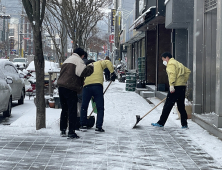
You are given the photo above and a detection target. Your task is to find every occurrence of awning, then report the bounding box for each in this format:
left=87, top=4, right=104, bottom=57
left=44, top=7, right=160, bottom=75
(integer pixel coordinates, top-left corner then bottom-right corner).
left=129, top=6, right=156, bottom=32
left=124, top=31, right=145, bottom=46
left=135, top=6, right=165, bottom=32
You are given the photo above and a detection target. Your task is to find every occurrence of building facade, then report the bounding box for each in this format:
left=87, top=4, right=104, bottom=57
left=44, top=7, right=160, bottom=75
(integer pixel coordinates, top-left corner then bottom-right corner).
left=192, top=0, right=222, bottom=130
left=116, top=0, right=222, bottom=136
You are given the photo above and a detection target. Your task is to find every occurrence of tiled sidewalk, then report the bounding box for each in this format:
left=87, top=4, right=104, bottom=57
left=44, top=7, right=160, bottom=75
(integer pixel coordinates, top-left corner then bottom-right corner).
left=0, top=82, right=222, bottom=170
left=0, top=125, right=221, bottom=170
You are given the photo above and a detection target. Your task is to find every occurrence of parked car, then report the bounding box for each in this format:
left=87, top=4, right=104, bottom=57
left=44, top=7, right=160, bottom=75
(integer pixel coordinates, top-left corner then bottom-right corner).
left=0, top=68, right=13, bottom=117
left=0, top=59, right=25, bottom=105
left=12, top=58, right=29, bottom=70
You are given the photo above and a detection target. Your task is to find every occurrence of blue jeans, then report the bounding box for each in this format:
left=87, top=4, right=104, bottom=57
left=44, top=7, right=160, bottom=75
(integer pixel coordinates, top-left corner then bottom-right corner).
left=80, top=84, right=104, bottom=128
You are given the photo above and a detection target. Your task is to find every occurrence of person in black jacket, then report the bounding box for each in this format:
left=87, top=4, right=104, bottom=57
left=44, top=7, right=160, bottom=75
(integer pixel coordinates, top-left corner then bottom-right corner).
left=57, top=48, right=94, bottom=139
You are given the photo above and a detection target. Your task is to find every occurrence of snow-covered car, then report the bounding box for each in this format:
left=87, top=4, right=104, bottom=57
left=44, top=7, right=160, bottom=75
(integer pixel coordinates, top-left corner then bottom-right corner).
left=12, top=58, right=29, bottom=70
left=26, top=60, right=60, bottom=83
left=0, top=68, right=13, bottom=117
left=0, top=59, right=26, bottom=105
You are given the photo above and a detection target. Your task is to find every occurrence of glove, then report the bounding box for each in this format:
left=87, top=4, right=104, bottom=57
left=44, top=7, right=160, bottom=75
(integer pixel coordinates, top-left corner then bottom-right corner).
left=110, top=72, right=117, bottom=81
left=170, top=86, right=175, bottom=93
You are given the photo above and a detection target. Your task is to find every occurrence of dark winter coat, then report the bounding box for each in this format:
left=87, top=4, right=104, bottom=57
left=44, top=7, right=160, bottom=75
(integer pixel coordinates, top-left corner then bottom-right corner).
left=57, top=53, right=93, bottom=94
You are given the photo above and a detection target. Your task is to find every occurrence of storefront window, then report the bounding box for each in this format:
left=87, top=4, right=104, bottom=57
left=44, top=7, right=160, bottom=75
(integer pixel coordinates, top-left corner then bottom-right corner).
left=138, top=38, right=145, bottom=80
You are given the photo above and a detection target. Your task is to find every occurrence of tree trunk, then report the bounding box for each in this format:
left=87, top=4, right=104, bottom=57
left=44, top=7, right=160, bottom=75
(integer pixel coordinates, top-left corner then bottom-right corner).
left=33, top=26, right=46, bottom=130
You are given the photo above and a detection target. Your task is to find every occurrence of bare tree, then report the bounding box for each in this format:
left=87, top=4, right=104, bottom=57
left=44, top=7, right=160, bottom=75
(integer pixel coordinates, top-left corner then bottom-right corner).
left=86, top=32, right=108, bottom=58
left=22, top=0, right=47, bottom=130
left=47, top=0, right=108, bottom=49
left=43, top=6, right=67, bottom=66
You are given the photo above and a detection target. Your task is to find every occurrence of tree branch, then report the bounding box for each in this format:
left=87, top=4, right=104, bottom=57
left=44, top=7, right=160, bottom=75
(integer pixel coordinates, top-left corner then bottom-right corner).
left=22, top=0, right=34, bottom=23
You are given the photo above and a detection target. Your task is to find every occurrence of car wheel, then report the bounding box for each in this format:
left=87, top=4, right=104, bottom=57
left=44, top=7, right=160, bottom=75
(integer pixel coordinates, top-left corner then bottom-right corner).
left=18, top=90, right=24, bottom=105
left=3, top=97, right=12, bottom=117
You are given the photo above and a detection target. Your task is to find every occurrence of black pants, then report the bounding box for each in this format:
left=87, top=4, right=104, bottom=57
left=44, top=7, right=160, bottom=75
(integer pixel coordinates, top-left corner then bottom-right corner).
left=59, top=87, right=78, bottom=133
left=157, top=86, right=188, bottom=127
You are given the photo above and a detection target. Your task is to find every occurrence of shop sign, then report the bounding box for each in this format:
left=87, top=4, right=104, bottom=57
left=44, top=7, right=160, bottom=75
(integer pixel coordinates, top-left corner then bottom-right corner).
left=109, top=34, right=114, bottom=43
left=111, top=9, right=116, bottom=33
left=118, top=11, right=121, bottom=26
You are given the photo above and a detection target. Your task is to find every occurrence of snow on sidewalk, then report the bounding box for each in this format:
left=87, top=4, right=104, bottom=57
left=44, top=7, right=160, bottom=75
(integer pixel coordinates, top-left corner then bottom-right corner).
left=0, top=81, right=222, bottom=169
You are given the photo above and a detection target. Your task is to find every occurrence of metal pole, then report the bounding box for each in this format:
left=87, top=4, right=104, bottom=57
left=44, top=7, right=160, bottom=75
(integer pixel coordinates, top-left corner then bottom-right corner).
left=6, top=18, right=9, bottom=57
left=108, top=12, right=111, bottom=59
left=215, top=0, right=222, bottom=128
left=49, top=72, right=52, bottom=97
left=2, top=17, right=5, bottom=41
left=18, top=23, right=20, bottom=57
left=3, top=17, right=5, bottom=56
left=20, top=9, right=24, bottom=58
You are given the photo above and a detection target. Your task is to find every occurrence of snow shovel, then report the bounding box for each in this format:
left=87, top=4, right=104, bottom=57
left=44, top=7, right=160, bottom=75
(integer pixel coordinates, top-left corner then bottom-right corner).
left=87, top=81, right=112, bottom=119
left=132, top=97, right=166, bottom=128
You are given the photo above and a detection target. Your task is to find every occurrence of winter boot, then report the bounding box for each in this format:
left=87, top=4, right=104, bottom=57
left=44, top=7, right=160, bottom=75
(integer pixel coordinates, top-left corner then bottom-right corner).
left=60, top=130, right=66, bottom=137
left=67, top=132, right=80, bottom=139
left=79, top=126, right=87, bottom=132
left=95, top=127, right=105, bottom=133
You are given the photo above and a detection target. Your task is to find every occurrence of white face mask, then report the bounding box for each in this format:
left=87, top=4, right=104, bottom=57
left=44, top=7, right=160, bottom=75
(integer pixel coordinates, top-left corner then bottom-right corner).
left=163, top=60, right=167, bottom=66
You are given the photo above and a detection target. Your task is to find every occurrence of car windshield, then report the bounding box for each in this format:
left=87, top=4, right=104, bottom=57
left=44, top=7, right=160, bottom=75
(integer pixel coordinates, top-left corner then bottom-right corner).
left=13, top=59, right=26, bottom=62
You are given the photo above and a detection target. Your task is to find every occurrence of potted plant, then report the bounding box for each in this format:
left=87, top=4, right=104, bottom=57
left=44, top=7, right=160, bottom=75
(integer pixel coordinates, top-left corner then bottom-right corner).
left=48, top=97, right=55, bottom=108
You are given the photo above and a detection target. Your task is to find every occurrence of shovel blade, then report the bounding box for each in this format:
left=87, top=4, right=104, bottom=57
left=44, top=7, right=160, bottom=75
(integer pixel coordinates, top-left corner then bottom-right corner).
left=132, top=115, right=141, bottom=128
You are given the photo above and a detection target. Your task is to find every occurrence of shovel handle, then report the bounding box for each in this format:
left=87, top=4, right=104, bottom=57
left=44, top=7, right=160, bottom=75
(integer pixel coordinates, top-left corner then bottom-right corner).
left=141, top=97, right=166, bottom=120
left=87, top=81, right=113, bottom=119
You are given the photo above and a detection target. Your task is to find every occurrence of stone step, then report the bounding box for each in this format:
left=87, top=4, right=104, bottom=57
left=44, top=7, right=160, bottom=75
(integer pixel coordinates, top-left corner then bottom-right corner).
left=135, top=88, right=149, bottom=94
left=140, top=91, right=155, bottom=98
left=146, top=85, right=155, bottom=91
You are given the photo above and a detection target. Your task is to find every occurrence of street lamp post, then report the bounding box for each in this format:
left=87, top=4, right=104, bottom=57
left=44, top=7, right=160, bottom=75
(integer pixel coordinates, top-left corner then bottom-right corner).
left=18, top=32, right=31, bottom=58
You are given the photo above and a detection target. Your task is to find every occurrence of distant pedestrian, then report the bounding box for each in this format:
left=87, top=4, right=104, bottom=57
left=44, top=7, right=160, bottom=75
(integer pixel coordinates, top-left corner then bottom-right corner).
left=151, top=52, right=191, bottom=129
left=80, top=59, right=117, bottom=132
left=104, top=56, right=111, bottom=81
left=57, top=47, right=94, bottom=139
